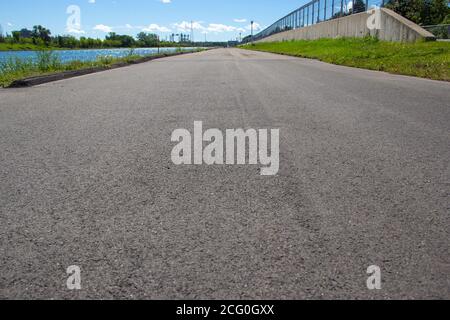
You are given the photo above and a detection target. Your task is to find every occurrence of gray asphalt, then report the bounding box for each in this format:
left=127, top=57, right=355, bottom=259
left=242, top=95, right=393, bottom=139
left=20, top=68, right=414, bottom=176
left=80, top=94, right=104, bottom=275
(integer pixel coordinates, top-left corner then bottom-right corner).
left=0, top=48, right=449, bottom=300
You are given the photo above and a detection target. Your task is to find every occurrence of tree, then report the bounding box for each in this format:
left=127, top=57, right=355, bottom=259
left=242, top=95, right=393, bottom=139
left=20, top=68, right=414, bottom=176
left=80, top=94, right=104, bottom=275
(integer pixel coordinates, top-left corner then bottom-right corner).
left=137, top=32, right=159, bottom=47
left=106, top=32, right=118, bottom=41
left=56, top=35, right=78, bottom=48
left=386, top=0, right=450, bottom=25
left=105, top=32, right=136, bottom=47
left=19, top=28, right=33, bottom=38
left=31, top=25, right=52, bottom=44
left=429, top=0, right=450, bottom=25
left=12, top=31, right=21, bottom=43
left=443, top=14, right=450, bottom=24
left=119, top=35, right=135, bottom=47
left=353, top=0, right=367, bottom=14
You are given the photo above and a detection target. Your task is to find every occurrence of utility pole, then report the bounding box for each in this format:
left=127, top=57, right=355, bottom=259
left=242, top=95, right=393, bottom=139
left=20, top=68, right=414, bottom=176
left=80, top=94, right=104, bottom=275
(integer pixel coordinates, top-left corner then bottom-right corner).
left=191, top=21, right=194, bottom=44
left=239, top=32, right=242, bottom=43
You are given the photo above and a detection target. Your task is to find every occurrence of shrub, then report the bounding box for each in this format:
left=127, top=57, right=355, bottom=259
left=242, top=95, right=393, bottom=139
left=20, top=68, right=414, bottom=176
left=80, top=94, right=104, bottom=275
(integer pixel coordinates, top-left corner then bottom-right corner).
left=97, top=55, right=115, bottom=65
left=0, top=56, right=34, bottom=74
left=36, top=51, right=61, bottom=71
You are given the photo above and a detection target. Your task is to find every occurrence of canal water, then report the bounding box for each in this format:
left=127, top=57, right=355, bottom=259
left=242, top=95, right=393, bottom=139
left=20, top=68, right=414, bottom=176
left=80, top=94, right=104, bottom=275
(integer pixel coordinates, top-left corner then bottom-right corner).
left=0, top=47, right=197, bottom=63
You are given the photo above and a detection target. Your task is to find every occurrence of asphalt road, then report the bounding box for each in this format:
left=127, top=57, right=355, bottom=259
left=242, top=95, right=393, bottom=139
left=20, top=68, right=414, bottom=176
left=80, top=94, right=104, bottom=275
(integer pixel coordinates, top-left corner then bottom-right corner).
left=0, top=48, right=449, bottom=299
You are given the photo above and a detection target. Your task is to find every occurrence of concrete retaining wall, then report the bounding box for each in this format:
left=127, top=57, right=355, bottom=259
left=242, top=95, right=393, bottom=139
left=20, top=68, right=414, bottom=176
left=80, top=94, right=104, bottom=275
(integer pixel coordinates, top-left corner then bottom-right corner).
left=256, top=8, right=435, bottom=43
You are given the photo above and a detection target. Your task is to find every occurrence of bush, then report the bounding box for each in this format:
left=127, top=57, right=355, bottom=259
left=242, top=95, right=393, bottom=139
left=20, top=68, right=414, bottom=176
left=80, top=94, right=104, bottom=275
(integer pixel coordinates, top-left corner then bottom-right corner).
left=97, top=55, right=115, bottom=65
left=0, top=56, right=34, bottom=74
left=65, top=60, right=88, bottom=70
left=36, top=51, right=61, bottom=71
left=442, top=14, right=450, bottom=25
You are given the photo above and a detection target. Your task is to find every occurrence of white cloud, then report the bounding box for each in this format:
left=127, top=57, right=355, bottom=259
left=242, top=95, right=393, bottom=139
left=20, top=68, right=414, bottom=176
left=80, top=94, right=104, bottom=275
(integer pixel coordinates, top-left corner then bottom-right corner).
left=88, top=0, right=96, bottom=3
left=207, top=23, right=238, bottom=33
left=93, top=24, right=113, bottom=33
left=161, top=0, right=172, bottom=3
left=173, top=21, right=205, bottom=32
left=67, top=28, right=86, bottom=34
left=173, top=21, right=246, bottom=34
left=7, top=22, right=13, bottom=27
left=142, top=24, right=171, bottom=33
left=234, top=19, right=247, bottom=23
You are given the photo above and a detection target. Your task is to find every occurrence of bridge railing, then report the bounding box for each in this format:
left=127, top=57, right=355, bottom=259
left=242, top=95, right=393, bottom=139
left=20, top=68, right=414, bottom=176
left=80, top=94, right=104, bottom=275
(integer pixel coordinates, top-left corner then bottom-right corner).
left=245, top=0, right=386, bottom=43
left=422, top=24, right=450, bottom=39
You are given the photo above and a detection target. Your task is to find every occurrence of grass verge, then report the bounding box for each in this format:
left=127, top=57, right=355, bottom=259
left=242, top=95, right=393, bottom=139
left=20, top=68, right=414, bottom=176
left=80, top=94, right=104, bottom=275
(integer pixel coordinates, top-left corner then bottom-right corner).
left=0, top=43, right=201, bottom=51
left=241, top=38, right=450, bottom=81
left=0, top=48, right=203, bottom=87
left=0, top=43, right=62, bottom=51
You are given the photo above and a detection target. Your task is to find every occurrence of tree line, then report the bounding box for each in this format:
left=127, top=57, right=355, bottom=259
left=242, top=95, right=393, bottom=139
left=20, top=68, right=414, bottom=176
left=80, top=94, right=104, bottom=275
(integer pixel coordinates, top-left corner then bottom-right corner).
left=385, top=0, right=449, bottom=26
left=333, top=0, right=449, bottom=25
left=0, top=25, right=191, bottom=48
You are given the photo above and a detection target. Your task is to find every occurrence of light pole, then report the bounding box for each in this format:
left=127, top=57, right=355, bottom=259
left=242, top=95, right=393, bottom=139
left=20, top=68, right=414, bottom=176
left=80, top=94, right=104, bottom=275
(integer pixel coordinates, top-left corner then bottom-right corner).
left=251, top=21, right=254, bottom=45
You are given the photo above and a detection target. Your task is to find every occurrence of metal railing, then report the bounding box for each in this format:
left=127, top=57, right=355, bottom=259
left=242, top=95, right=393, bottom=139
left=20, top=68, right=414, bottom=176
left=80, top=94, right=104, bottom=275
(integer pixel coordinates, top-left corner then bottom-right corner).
left=245, top=0, right=386, bottom=43
left=423, top=24, right=450, bottom=39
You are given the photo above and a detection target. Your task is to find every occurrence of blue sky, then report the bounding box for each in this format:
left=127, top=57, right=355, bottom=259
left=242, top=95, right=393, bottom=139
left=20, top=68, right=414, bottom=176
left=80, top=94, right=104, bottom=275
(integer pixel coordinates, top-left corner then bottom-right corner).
left=0, top=0, right=311, bottom=41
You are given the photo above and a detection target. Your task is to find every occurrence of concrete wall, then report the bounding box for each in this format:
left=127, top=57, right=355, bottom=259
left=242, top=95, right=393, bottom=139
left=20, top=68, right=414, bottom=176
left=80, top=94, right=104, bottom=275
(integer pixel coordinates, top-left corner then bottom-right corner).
left=256, top=8, right=435, bottom=43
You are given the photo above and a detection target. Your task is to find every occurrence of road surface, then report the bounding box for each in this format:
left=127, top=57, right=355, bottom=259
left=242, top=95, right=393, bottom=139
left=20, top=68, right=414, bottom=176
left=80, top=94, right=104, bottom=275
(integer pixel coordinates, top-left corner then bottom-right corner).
left=0, top=48, right=449, bottom=299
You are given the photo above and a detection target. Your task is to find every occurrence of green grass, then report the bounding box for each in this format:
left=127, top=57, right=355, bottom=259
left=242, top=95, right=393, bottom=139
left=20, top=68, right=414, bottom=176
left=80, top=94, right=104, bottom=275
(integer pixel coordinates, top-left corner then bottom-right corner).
left=241, top=38, right=450, bottom=81
left=0, top=42, right=201, bottom=51
left=0, top=43, right=62, bottom=51
left=0, top=48, right=203, bottom=87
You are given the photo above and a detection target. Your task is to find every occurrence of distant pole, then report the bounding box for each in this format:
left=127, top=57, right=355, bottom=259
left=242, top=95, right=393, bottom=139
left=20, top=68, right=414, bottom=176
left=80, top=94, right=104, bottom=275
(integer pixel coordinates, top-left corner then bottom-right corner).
left=251, top=21, right=254, bottom=44
left=191, top=21, right=194, bottom=44
left=157, top=34, right=160, bottom=54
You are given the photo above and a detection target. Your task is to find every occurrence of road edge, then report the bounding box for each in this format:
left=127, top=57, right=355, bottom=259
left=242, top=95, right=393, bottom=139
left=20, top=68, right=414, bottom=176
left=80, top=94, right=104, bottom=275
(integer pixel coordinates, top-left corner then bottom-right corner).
left=238, top=47, right=450, bottom=83
left=7, top=49, right=207, bottom=88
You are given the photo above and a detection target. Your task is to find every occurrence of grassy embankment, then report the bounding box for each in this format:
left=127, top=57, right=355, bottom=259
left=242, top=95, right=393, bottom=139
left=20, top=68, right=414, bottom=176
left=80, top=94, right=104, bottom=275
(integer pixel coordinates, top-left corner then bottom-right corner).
left=0, top=42, right=197, bottom=51
left=0, top=43, right=62, bottom=51
left=241, top=38, right=450, bottom=81
left=0, top=48, right=202, bottom=87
